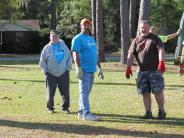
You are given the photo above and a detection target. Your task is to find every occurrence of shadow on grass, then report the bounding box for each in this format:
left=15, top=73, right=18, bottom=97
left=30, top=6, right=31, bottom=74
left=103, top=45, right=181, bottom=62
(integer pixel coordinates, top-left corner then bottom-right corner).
left=1, top=78, right=184, bottom=89
left=0, top=119, right=183, bottom=137
left=0, top=60, right=38, bottom=65
left=0, top=78, right=136, bottom=87
left=0, top=65, right=33, bottom=70
left=97, top=113, right=184, bottom=127
left=165, top=85, right=184, bottom=89
left=0, top=78, right=44, bottom=83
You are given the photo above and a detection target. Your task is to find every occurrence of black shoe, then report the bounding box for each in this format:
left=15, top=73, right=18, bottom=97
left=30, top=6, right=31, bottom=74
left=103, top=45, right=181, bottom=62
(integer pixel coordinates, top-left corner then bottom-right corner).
left=157, top=110, right=166, bottom=120
left=142, top=111, right=153, bottom=119
left=62, top=109, right=70, bottom=114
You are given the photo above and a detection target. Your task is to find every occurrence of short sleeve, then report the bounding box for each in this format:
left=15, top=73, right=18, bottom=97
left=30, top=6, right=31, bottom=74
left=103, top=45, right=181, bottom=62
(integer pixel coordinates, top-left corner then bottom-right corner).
left=159, top=35, right=168, bottom=43
left=71, top=36, right=82, bottom=52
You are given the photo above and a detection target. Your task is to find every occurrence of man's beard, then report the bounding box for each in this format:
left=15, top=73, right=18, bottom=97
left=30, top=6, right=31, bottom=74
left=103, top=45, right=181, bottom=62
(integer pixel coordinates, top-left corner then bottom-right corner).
left=83, top=28, right=91, bottom=34
left=141, top=32, right=149, bottom=37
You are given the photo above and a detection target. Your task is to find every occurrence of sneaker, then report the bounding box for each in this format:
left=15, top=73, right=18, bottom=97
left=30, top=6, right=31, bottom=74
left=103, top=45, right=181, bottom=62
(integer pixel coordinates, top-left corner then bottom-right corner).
left=157, top=110, right=166, bottom=120
left=77, top=113, right=83, bottom=119
left=83, top=113, right=100, bottom=121
left=62, top=109, right=70, bottom=114
left=142, top=111, right=153, bottom=119
left=47, top=109, right=54, bottom=114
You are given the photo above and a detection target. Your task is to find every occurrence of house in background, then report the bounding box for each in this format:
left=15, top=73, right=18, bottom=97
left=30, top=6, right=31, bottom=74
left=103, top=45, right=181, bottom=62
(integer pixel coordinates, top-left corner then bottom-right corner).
left=0, top=20, right=40, bottom=53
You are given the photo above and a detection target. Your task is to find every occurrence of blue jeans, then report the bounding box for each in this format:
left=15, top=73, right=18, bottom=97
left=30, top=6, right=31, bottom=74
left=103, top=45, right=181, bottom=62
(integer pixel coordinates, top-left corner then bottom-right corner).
left=78, top=72, right=94, bottom=115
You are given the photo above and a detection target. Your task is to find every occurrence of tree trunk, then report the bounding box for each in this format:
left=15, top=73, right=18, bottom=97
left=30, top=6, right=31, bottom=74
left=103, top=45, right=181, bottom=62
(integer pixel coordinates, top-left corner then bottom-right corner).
left=137, top=0, right=151, bottom=34
left=96, top=0, right=105, bottom=62
left=91, top=0, right=96, bottom=38
left=19, top=0, right=30, bottom=10
left=50, top=0, right=58, bottom=30
left=120, top=0, right=130, bottom=64
left=129, top=0, right=136, bottom=39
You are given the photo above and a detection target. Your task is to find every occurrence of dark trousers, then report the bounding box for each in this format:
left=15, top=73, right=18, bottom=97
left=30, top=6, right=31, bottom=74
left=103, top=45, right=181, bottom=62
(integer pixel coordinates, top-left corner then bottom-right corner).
left=46, top=71, right=70, bottom=111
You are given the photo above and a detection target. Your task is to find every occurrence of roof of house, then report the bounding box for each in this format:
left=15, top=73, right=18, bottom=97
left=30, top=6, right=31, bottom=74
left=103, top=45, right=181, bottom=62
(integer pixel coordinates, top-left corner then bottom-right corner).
left=0, top=20, right=40, bottom=31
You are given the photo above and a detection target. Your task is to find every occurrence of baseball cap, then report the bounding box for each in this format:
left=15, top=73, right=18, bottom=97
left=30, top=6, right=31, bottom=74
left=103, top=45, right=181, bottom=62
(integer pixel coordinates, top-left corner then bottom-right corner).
left=50, top=30, right=61, bottom=37
left=80, top=18, right=91, bottom=26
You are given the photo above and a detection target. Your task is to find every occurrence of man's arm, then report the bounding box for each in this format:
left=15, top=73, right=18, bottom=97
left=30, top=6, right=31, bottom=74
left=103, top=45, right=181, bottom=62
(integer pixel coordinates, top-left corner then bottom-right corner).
left=127, top=52, right=135, bottom=67
left=72, top=51, right=83, bottom=79
left=39, top=48, right=48, bottom=75
left=158, top=47, right=165, bottom=61
left=166, top=29, right=181, bottom=41
left=72, top=51, right=80, bottom=68
left=97, top=53, right=104, bottom=80
left=97, top=56, right=101, bottom=69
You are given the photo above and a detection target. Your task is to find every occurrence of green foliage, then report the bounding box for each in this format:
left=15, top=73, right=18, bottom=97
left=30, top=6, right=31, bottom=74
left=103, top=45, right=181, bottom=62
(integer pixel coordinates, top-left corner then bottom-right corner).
left=38, top=28, right=50, bottom=49
left=1, top=0, right=184, bottom=53
left=19, top=0, right=50, bottom=28
left=150, top=0, right=183, bottom=34
left=70, top=0, right=90, bottom=20
left=57, top=0, right=121, bottom=50
left=57, top=1, right=78, bottom=39
left=150, top=0, right=184, bottom=53
left=0, top=0, right=20, bottom=21
left=103, top=0, right=120, bottom=51
left=57, top=0, right=90, bottom=39
left=39, top=27, right=50, bottom=37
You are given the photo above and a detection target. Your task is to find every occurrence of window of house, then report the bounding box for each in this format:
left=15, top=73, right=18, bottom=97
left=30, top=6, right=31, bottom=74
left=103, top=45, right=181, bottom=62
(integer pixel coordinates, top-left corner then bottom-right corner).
left=16, top=32, right=24, bottom=43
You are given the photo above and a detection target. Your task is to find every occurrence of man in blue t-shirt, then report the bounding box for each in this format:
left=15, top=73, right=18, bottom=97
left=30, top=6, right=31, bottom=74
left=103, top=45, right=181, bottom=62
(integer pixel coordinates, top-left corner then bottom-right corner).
left=71, top=18, right=104, bottom=121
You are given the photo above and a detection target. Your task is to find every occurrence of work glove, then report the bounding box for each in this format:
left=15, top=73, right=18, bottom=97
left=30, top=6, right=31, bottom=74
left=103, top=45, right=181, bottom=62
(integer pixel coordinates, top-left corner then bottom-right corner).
left=98, top=67, right=104, bottom=80
left=158, top=60, right=165, bottom=73
left=76, top=67, right=83, bottom=80
left=126, top=67, right=132, bottom=79
left=177, top=29, right=182, bottom=35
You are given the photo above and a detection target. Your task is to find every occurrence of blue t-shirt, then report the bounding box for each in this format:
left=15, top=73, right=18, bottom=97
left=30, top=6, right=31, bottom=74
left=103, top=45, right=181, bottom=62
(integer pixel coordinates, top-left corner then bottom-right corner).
left=71, top=33, right=98, bottom=72
left=52, top=42, right=64, bottom=64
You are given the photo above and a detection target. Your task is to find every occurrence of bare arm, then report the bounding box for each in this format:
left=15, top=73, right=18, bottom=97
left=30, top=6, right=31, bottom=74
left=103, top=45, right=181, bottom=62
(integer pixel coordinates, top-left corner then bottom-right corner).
left=158, top=47, right=165, bottom=61
left=167, top=29, right=181, bottom=41
left=97, top=53, right=102, bottom=68
left=97, top=60, right=101, bottom=68
left=126, top=52, right=135, bottom=68
left=72, top=51, right=80, bottom=67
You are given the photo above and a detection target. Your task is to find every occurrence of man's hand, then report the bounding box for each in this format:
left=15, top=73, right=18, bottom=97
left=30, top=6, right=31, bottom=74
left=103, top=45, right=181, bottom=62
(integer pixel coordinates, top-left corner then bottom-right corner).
left=158, top=60, right=165, bottom=73
left=76, top=67, right=83, bottom=80
left=126, top=67, right=132, bottom=79
left=98, top=68, right=104, bottom=80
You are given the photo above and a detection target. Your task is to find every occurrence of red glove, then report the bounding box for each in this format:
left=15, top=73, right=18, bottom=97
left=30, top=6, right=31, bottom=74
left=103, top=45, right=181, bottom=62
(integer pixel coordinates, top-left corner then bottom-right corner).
left=126, top=67, right=132, bottom=79
left=158, top=60, right=165, bottom=73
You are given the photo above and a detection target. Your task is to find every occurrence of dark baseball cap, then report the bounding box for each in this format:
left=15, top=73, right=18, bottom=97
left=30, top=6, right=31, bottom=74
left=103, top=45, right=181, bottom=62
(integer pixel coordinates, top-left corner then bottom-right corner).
left=50, top=30, right=61, bottom=36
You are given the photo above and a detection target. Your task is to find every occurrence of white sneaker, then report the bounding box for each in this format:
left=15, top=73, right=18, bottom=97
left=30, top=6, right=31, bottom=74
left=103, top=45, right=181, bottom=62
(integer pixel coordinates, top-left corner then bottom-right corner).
left=77, top=113, right=83, bottom=119
left=47, top=109, right=54, bottom=114
left=83, top=113, right=100, bottom=121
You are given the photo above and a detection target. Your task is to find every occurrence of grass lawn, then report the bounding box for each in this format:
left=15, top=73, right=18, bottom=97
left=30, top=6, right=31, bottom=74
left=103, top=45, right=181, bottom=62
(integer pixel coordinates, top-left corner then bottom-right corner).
left=0, top=58, right=184, bottom=138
